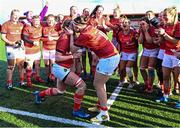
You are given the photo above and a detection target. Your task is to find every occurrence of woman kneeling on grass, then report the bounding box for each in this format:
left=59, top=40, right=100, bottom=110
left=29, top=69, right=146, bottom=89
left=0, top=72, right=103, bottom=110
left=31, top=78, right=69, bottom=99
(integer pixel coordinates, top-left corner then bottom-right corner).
left=33, top=20, right=90, bottom=119
left=66, top=16, right=120, bottom=124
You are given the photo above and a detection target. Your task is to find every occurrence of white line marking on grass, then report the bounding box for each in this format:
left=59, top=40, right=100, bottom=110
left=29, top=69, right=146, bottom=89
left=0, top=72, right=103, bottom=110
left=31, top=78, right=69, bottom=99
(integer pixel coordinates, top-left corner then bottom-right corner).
left=0, top=106, right=102, bottom=127
left=107, top=85, right=123, bottom=109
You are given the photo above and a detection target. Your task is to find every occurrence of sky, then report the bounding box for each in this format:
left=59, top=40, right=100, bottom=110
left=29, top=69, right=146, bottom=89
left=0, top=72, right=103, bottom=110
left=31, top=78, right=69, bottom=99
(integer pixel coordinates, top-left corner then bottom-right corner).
left=0, top=0, right=179, bottom=24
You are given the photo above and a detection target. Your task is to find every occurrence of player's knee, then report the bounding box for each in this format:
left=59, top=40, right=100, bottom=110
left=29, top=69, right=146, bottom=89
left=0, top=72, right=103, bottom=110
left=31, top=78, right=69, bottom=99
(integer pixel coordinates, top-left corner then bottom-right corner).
left=75, top=78, right=87, bottom=92
left=163, top=74, right=169, bottom=81
left=126, top=67, right=133, bottom=78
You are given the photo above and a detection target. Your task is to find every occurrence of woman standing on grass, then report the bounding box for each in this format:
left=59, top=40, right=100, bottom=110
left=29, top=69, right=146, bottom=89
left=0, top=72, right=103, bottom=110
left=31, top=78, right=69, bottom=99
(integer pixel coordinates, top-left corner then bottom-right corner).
left=153, top=11, right=166, bottom=95
left=68, top=16, right=120, bottom=124
left=34, top=20, right=90, bottom=119
left=138, top=11, right=159, bottom=93
left=22, top=15, right=43, bottom=87
left=108, top=5, right=121, bottom=48
left=88, top=5, right=111, bottom=77
left=21, top=1, right=48, bottom=84
left=117, top=18, right=138, bottom=88
left=66, top=6, right=82, bottom=77
left=1, top=9, right=25, bottom=89
left=81, top=8, right=93, bottom=80
left=41, top=14, right=60, bottom=83
left=156, top=7, right=180, bottom=102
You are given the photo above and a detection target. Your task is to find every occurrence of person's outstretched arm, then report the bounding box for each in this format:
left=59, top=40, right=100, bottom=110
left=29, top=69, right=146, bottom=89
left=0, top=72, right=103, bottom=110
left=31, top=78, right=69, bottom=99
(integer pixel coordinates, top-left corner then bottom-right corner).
left=39, top=1, right=49, bottom=21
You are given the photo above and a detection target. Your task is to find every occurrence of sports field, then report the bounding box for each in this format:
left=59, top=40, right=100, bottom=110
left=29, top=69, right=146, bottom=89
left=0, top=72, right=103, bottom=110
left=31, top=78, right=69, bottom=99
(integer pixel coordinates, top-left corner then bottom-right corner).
left=0, top=34, right=179, bottom=127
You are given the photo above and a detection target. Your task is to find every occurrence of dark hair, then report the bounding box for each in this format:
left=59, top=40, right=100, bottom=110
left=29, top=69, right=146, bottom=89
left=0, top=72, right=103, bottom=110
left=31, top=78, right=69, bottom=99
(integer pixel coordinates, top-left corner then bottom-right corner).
left=141, top=16, right=159, bottom=28
left=90, top=5, right=104, bottom=18
left=74, top=15, right=89, bottom=25
left=47, top=14, right=55, bottom=18
left=70, top=6, right=77, bottom=11
left=32, top=15, right=40, bottom=20
left=83, top=8, right=90, bottom=12
left=62, top=19, right=72, bottom=28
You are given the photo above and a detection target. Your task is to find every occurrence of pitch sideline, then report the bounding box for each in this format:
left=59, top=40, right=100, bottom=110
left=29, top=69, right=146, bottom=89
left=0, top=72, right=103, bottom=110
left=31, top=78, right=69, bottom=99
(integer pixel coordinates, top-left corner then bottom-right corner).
left=0, top=84, right=123, bottom=126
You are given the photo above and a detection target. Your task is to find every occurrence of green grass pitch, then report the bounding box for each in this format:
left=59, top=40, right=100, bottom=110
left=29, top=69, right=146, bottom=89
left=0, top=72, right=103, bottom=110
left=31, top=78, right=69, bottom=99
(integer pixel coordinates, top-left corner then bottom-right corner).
left=0, top=33, right=179, bottom=127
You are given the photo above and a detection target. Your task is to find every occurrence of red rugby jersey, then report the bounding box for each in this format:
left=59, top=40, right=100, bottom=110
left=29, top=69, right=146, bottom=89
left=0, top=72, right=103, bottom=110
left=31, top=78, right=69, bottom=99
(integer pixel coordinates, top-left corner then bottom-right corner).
left=88, top=16, right=107, bottom=34
left=1, top=20, right=23, bottom=45
left=109, top=17, right=120, bottom=37
left=42, top=24, right=59, bottom=50
left=142, top=26, right=159, bottom=49
left=23, top=25, right=42, bottom=54
left=75, top=25, right=118, bottom=58
left=117, top=29, right=138, bottom=53
left=55, top=32, right=73, bottom=68
left=164, top=22, right=179, bottom=55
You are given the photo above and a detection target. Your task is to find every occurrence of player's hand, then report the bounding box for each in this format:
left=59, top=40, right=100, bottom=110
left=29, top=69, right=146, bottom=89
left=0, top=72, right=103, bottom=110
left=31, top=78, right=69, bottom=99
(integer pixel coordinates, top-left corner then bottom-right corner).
left=158, top=28, right=165, bottom=36
left=48, top=36, right=54, bottom=41
left=176, top=41, right=180, bottom=49
left=45, top=0, right=49, bottom=6
left=140, top=21, right=149, bottom=32
left=72, top=52, right=82, bottom=59
left=33, top=41, right=39, bottom=46
left=64, top=27, right=73, bottom=35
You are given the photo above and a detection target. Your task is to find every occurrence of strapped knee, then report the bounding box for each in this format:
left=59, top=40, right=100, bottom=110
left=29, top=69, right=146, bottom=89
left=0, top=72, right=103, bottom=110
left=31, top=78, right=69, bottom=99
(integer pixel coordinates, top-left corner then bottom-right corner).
left=74, top=78, right=86, bottom=91
left=126, top=67, right=133, bottom=78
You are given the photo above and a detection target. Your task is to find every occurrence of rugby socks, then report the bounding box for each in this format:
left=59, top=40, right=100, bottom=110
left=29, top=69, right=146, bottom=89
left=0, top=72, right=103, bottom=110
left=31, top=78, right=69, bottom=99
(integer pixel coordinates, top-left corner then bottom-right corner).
left=160, top=84, right=164, bottom=94
left=145, top=80, right=148, bottom=89
left=39, top=88, right=56, bottom=97
left=26, top=69, right=32, bottom=87
left=100, top=106, right=108, bottom=111
left=26, top=69, right=32, bottom=78
left=96, top=100, right=101, bottom=109
left=91, top=65, right=96, bottom=76
left=164, top=86, right=170, bottom=96
left=7, top=80, right=12, bottom=85
left=174, top=83, right=178, bottom=90
left=20, top=77, right=24, bottom=83
left=73, top=93, right=84, bottom=111
left=99, top=106, right=108, bottom=115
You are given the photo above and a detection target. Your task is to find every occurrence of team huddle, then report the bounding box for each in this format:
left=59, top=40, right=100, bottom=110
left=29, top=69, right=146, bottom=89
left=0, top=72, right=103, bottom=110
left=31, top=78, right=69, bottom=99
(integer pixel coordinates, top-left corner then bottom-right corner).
left=0, top=2, right=180, bottom=124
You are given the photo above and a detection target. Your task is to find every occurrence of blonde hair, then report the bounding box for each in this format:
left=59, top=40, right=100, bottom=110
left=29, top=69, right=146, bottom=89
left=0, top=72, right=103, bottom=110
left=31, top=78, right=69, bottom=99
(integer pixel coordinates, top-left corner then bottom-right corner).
left=123, top=17, right=130, bottom=24
left=164, top=6, right=178, bottom=25
left=120, top=15, right=127, bottom=20
left=113, top=5, right=121, bottom=14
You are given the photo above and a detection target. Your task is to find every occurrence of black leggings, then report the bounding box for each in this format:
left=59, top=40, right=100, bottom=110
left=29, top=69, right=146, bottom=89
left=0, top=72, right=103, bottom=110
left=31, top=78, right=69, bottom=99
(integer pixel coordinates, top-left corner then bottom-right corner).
left=156, top=58, right=163, bottom=84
